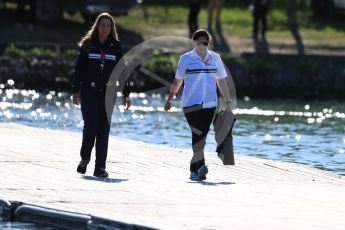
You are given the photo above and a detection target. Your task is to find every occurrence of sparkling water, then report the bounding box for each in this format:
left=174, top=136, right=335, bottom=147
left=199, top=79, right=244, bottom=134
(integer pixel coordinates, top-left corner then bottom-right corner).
left=0, top=89, right=344, bottom=175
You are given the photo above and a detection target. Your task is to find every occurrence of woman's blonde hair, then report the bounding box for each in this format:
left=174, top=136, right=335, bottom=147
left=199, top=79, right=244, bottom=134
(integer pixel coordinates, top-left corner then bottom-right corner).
left=78, top=12, right=119, bottom=48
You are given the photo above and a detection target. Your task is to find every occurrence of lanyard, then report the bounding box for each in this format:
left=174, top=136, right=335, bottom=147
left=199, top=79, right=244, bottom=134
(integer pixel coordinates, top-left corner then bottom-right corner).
left=101, top=49, right=106, bottom=62
left=100, top=49, right=105, bottom=73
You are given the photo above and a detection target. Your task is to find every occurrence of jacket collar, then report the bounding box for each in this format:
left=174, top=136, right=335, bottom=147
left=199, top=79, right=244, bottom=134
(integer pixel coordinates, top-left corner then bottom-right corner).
left=94, top=36, right=112, bottom=48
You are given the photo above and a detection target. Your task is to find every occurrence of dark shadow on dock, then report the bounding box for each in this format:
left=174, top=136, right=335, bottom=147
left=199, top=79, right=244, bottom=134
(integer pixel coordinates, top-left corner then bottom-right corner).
left=188, top=181, right=235, bottom=186
left=81, top=176, right=128, bottom=184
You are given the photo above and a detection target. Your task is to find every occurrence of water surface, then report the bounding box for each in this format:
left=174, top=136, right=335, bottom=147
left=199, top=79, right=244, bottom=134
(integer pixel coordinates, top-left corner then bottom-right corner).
left=0, top=88, right=344, bottom=175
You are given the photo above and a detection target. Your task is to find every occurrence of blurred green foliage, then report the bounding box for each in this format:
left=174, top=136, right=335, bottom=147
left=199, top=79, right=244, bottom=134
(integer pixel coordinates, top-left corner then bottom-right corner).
left=142, top=0, right=308, bottom=8
left=115, top=1, right=345, bottom=43
left=4, top=44, right=78, bottom=58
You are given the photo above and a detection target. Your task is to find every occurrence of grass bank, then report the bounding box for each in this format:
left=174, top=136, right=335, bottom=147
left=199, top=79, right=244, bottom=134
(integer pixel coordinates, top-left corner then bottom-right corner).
left=114, top=2, right=345, bottom=44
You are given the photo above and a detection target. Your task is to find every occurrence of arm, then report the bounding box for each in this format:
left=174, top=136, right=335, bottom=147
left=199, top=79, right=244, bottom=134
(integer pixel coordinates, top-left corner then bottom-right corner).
left=72, top=47, right=88, bottom=105
left=164, top=79, right=183, bottom=111
left=122, top=81, right=131, bottom=110
left=116, top=42, right=131, bottom=110
left=217, top=78, right=232, bottom=110
left=215, top=54, right=232, bottom=110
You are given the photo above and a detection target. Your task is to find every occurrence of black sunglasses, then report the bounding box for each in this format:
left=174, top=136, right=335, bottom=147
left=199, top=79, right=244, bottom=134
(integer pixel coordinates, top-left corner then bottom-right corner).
left=201, top=42, right=209, bottom=46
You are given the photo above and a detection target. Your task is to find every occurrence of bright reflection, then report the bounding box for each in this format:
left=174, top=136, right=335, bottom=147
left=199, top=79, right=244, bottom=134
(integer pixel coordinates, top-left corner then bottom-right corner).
left=244, top=96, right=250, bottom=101
left=307, top=118, right=315, bottom=124
left=32, top=93, right=39, bottom=100
left=7, top=79, right=15, bottom=86
left=3, top=110, right=14, bottom=119
left=264, top=134, right=271, bottom=140
left=233, top=108, right=345, bottom=120
left=6, top=92, right=13, bottom=99
left=316, top=117, right=323, bottom=123
left=295, top=135, right=301, bottom=141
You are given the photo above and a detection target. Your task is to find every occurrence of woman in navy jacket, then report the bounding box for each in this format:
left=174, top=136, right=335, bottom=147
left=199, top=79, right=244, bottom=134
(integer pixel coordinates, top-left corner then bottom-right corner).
left=72, top=12, right=131, bottom=177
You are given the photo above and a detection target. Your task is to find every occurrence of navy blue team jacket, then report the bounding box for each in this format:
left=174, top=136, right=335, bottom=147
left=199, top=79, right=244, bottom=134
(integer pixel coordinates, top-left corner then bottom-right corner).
left=72, top=37, right=130, bottom=97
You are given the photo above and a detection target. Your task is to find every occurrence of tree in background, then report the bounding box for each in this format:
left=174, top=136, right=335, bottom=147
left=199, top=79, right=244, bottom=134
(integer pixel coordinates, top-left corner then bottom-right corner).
left=287, top=0, right=304, bottom=55
left=287, top=0, right=297, bottom=28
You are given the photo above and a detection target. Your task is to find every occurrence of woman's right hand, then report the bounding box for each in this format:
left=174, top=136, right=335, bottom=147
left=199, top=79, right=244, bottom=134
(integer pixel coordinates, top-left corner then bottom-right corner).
left=72, top=93, right=81, bottom=105
left=164, top=100, right=172, bottom=111
left=226, top=102, right=232, bottom=111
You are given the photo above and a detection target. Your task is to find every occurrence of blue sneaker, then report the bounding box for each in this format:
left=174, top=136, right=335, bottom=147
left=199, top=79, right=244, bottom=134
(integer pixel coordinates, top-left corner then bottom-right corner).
left=189, top=172, right=200, bottom=181
left=198, top=165, right=208, bottom=181
left=189, top=165, right=208, bottom=181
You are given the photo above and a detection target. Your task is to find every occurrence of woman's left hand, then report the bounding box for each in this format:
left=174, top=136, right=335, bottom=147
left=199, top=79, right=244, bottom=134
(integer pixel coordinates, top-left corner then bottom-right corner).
left=123, top=97, right=131, bottom=110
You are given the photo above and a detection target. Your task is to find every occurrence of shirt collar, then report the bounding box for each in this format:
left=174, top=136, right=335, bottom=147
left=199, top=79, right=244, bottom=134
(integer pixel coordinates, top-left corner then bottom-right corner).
left=191, top=48, right=212, bottom=63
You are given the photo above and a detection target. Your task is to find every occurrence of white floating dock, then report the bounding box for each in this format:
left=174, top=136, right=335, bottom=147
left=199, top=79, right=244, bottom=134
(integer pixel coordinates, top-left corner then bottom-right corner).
left=0, top=123, right=344, bottom=230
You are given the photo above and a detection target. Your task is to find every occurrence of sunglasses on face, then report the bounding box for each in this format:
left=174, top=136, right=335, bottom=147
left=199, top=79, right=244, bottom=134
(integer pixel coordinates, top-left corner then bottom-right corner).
left=196, top=41, right=209, bottom=46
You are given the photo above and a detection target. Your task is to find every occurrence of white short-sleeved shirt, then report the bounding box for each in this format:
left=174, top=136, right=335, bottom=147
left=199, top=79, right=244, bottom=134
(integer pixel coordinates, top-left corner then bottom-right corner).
left=175, top=48, right=228, bottom=108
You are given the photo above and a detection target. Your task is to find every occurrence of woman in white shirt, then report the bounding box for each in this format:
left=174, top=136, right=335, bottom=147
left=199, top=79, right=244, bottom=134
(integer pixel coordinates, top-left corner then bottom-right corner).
left=164, top=29, right=232, bottom=181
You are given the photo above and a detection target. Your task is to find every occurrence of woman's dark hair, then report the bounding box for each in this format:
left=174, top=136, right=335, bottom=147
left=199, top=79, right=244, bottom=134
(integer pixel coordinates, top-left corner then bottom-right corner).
left=192, top=29, right=211, bottom=41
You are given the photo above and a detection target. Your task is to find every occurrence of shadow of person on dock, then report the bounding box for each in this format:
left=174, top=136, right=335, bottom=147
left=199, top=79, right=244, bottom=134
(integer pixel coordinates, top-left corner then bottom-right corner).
left=188, top=181, right=235, bottom=186
left=81, top=176, right=128, bottom=184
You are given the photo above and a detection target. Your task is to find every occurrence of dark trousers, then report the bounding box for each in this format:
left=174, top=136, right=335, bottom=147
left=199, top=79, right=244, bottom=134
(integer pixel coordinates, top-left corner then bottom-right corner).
left=188, top=0, right=201, bottom=36
left=253, top=4, right=268, bottom=37
left=16, top=0, right=36, bottom=24
left=80, top=88, right=110, bottom=170
left=184, top=106, right=216, bottom=172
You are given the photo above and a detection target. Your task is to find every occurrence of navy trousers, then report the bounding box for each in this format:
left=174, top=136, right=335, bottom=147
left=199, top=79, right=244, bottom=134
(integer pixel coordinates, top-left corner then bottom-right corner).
left=80, top=88, right=110, bottom=170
